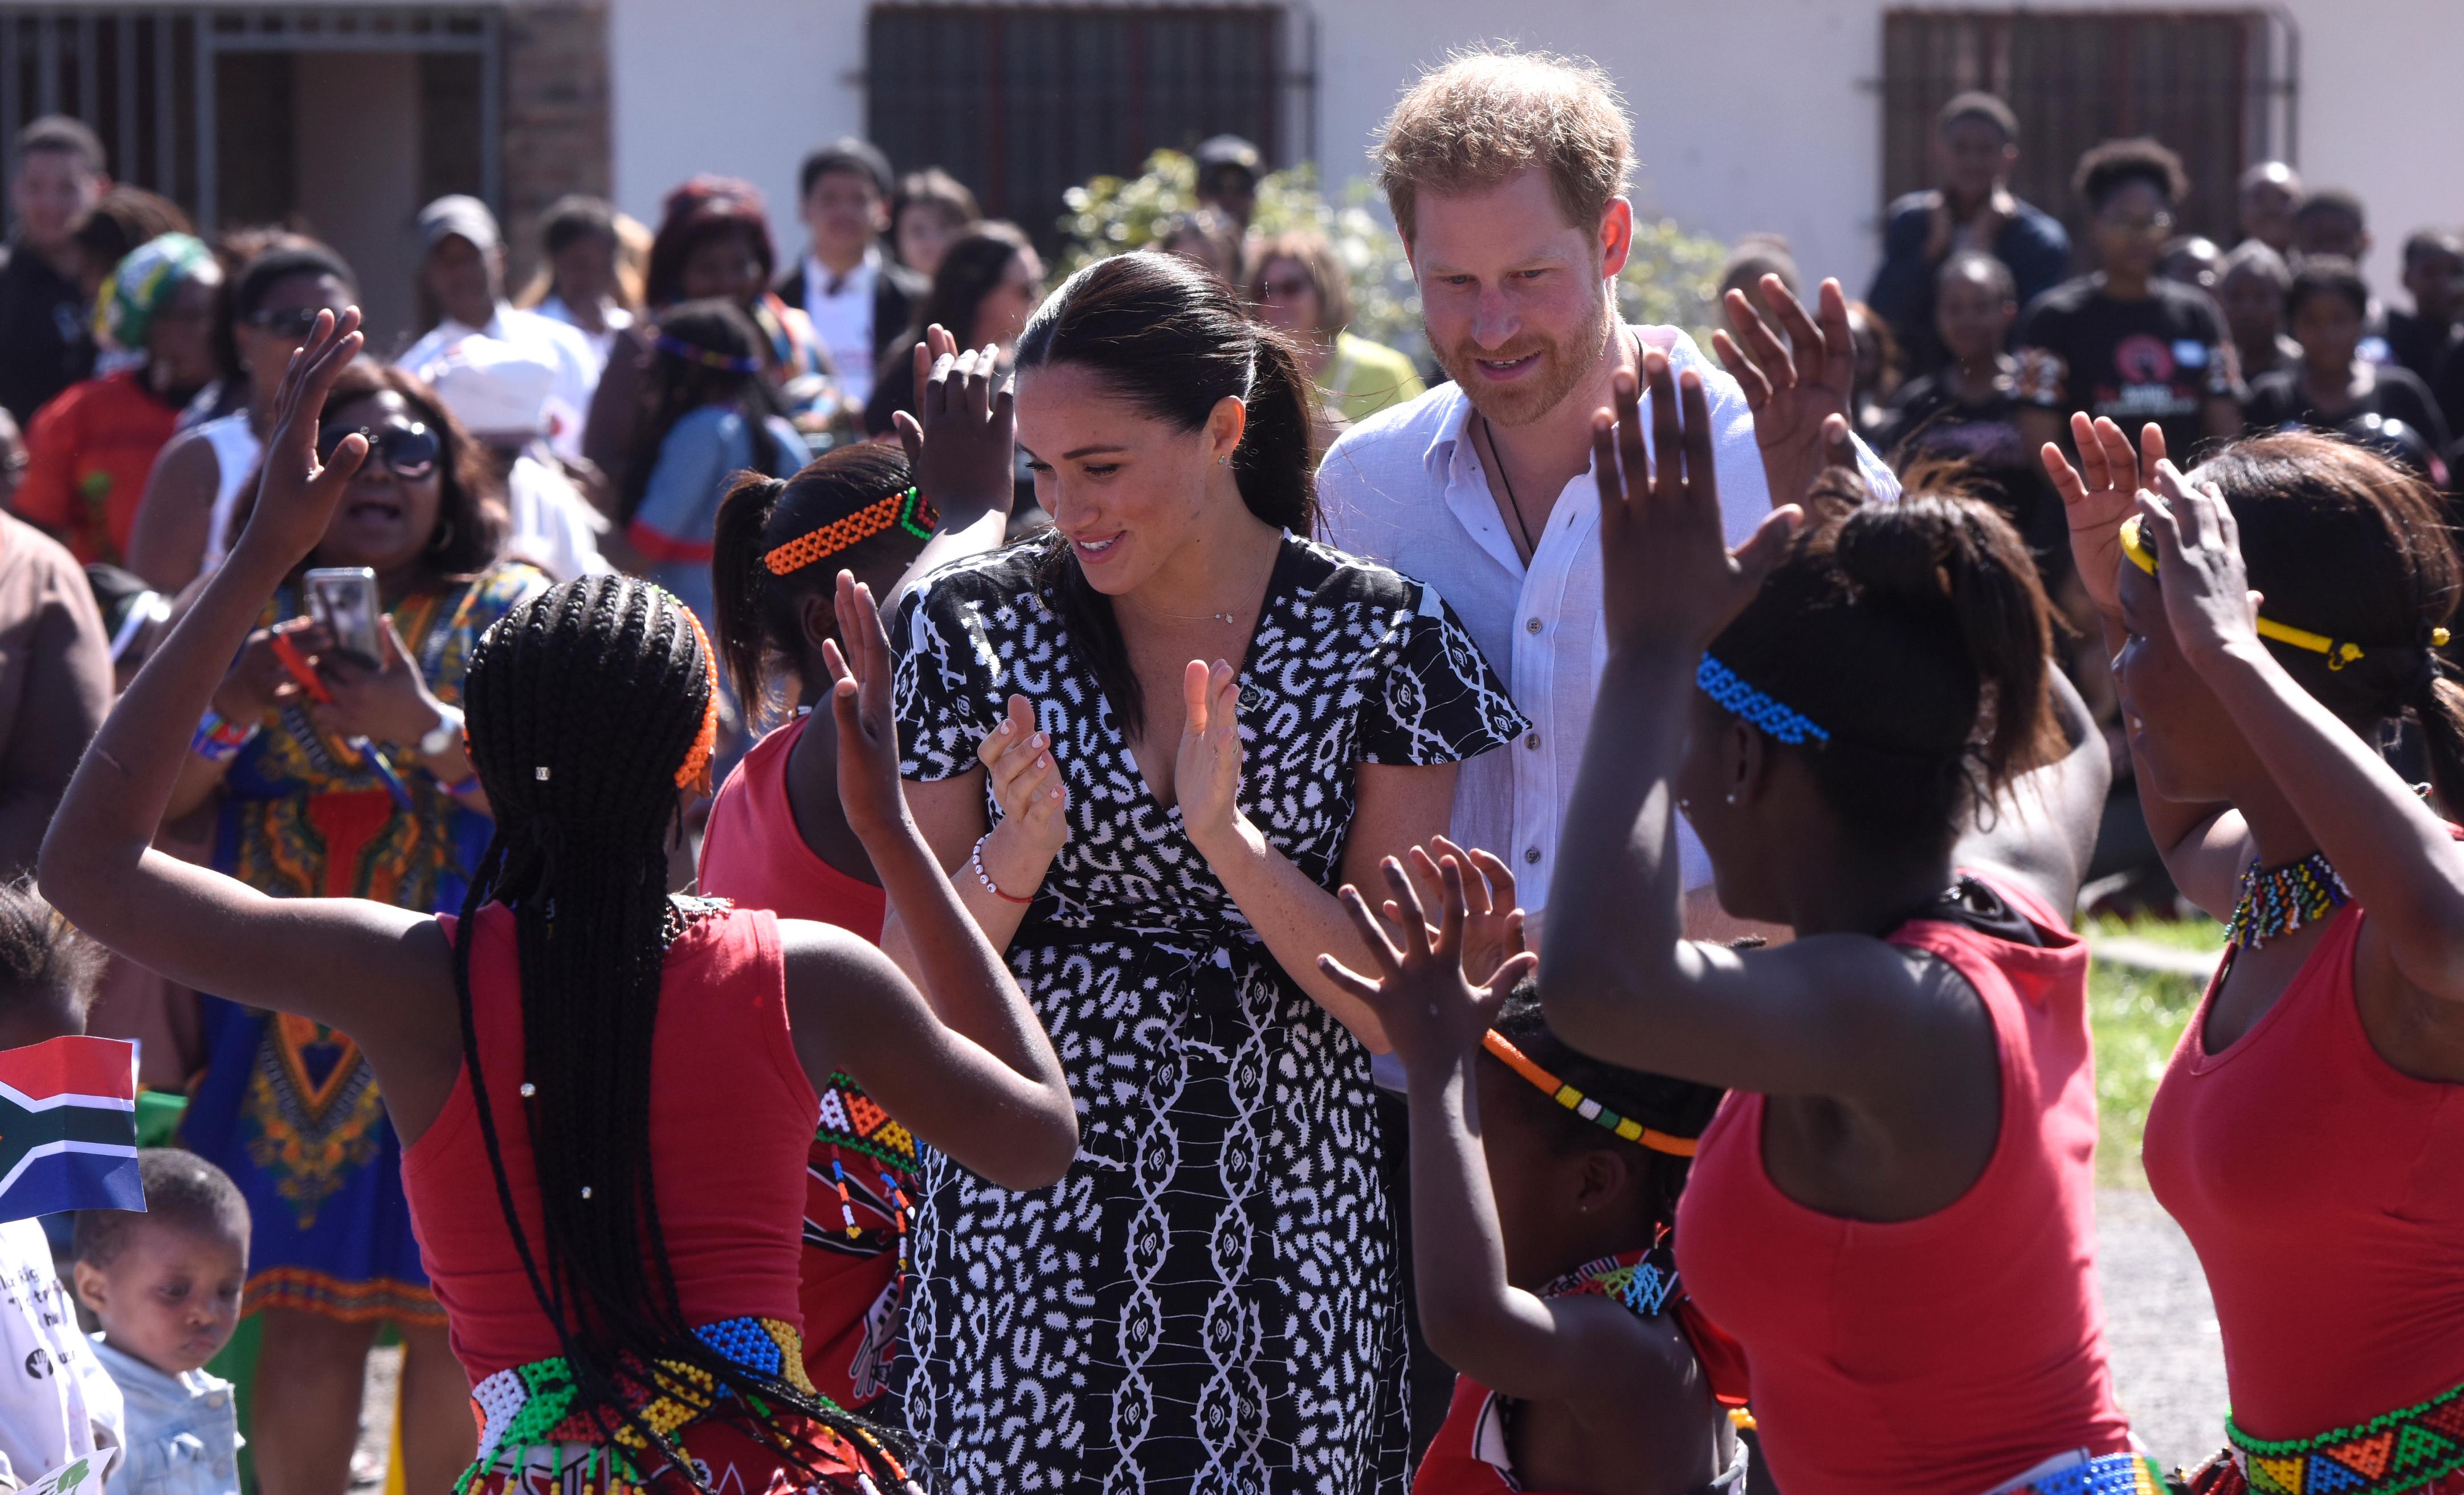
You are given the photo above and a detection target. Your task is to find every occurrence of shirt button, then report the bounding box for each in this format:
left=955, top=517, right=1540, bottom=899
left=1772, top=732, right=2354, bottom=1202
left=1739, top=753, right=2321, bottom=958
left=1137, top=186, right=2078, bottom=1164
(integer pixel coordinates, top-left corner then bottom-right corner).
left=1524, top=846, right=1541, bottom=864
left=1525, top=617, right=1543, bottom=634
left=1524, top=732, right=1541, bottom=750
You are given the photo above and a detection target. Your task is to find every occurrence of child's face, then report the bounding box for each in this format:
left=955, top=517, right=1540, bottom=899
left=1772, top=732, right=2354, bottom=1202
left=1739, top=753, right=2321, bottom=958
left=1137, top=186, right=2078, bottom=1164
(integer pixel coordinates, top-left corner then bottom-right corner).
left=74, top=1225, right=248, bottom=1376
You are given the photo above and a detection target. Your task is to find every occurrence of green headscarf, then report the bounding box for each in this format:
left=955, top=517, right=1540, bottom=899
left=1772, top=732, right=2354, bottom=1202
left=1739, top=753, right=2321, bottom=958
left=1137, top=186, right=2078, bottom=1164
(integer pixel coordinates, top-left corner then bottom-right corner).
left=93, top=232, right=214, bottom=352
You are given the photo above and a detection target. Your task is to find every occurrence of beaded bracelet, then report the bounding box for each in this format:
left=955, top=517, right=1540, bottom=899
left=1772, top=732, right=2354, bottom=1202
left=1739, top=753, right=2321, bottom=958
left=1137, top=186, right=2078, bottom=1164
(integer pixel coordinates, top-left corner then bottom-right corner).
left=971, top=832, right=1035, bottom=904
left=190, top=711, right=258, bottom=765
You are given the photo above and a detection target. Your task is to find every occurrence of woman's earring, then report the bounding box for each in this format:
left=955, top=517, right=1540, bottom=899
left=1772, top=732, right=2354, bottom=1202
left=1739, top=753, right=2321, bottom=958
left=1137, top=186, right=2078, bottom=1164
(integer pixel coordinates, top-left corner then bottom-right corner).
left=1218, top=454, right=1231, bottom=467
left=1724, top=790, right=1740, bottom=806
left=427, top=518, right=456, bottom=555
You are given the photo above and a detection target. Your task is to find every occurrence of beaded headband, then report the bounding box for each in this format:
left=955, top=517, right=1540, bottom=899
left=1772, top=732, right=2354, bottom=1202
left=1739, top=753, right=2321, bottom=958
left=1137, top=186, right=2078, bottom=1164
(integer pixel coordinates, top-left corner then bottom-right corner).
left=1696, top=655, right=1829, bottom=745
left=674, top=604, right=720, bottom=795
left=1481, top=1030, right=1700, bottom=1157
left=2119, top=513, right=2450, bottom=671
left=763, top=487, right=937, bottom=575
left=654, top=333, right=761, bottom=374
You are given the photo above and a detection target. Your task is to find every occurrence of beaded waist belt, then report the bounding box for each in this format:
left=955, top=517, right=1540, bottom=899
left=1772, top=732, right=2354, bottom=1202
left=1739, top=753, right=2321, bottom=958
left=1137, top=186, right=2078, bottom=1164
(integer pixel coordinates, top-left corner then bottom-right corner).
left=2216, top=1377, right=2464, bottom=1495
left=460, top=1316, right=835, bottom=1492
left=1990, top=1452, right=2167, bottom=1495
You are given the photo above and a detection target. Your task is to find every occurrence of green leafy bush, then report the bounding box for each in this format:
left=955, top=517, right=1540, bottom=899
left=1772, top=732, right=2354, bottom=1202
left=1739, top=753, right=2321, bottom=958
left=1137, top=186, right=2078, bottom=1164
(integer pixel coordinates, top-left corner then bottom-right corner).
left=1058, top=150, right=1732, bottom=374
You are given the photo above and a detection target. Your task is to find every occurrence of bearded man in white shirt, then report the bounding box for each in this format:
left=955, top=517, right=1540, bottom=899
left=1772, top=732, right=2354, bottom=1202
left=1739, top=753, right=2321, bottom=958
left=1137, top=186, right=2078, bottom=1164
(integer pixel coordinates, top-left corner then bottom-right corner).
left=1317, top=48, right=1899, bottom=943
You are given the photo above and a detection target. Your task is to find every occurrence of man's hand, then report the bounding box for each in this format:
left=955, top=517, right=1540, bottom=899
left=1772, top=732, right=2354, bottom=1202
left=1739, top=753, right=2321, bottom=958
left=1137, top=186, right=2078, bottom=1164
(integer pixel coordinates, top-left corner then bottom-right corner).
left=1712, top=275, right=1859, bottom=512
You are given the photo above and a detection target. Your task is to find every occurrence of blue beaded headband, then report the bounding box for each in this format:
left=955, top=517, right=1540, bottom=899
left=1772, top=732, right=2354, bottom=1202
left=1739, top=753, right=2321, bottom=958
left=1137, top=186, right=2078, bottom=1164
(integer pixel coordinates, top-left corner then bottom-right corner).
left=1696, top=655, right=1829, bottom=745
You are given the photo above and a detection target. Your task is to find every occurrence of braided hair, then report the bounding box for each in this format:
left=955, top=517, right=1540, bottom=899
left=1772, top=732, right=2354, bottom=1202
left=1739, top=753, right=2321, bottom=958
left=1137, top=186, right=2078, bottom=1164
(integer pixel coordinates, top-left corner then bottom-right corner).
left=450, top=575, right=911, bottom=1490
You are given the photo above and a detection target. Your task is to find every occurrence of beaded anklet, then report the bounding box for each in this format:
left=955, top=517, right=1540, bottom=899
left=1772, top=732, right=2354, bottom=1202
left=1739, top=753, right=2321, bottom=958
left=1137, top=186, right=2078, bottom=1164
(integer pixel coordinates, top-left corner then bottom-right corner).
left=2224, top=851, right=2350, bottom=950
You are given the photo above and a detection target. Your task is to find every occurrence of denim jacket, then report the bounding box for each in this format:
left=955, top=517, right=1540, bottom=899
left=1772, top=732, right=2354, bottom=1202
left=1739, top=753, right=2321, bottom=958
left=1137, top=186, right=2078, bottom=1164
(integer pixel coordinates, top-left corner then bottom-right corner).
left=85, top=1340, right=238, bottom=1495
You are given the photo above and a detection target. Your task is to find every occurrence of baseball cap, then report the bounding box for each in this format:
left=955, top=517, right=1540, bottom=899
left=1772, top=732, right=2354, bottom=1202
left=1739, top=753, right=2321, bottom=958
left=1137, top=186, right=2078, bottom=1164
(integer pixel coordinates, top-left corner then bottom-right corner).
left=1194, top=135, right=1262, bottom=178
left=418, top=194, right=501, bottom=256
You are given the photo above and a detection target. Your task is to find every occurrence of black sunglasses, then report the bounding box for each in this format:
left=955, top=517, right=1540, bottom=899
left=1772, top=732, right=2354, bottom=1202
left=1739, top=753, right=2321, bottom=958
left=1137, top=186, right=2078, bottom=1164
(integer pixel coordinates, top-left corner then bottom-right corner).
left=318, top=420, right=440, bottom=480
left=243, top=305, right=333, bottom=338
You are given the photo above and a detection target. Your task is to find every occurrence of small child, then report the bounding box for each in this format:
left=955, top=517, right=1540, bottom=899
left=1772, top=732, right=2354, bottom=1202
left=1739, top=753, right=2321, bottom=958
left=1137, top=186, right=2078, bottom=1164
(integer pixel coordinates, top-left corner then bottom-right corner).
left=1320, top=853, right=1745, bottom=1495
left=71, top=1151, right=247, bottom=1495
left=0, top=879, right=125, bottom=1488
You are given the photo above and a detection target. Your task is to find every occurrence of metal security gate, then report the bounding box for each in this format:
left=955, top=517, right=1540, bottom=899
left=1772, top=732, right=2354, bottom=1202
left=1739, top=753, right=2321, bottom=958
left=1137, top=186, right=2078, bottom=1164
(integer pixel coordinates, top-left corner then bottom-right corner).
left=866, top=4, right=1309, bottom=251
left=1880, top=8, right=2299, bottom=247
left=0, top=6, right=499, bottom=236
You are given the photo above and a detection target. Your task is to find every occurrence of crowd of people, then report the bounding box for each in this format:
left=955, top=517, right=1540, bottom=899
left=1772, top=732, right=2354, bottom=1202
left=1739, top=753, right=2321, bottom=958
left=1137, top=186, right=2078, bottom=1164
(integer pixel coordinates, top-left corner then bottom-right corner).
left=0, top=40, right=2454, bottom=1495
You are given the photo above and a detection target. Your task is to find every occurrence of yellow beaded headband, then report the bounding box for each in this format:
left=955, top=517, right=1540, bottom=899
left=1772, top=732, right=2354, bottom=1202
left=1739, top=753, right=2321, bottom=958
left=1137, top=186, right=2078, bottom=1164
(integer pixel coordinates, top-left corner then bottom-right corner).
left=2119, top=513, right=2449, bottom=671
left=1481, top=1030, right=1700, bottom=1157
left=763, top=487, right=937, bottom=577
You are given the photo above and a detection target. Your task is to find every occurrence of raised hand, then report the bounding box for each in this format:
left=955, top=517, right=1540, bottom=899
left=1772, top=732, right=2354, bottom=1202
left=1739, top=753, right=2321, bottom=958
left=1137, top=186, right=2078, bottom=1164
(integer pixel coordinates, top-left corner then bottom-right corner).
left=1712, top=275, right=1858, bottom=509
left=2042, top=415, right=2167, bottom=620
left=821, top=570, right=912, bottom=840
left=236, top=308, right=368, bottom=565
left=892, top=325, right=1017, bottom=518
left=1174, top=659, right=1246, bottom=855
left=975, top=694, right=1068, bottom=857
left=1393, top=837, right=1525, bottom=990
left=1319, top=853, right=1537, bottom=1081
left=2136, top=461, right=2262, bottom=672
left=1594, top=349, right=1800, bottom=655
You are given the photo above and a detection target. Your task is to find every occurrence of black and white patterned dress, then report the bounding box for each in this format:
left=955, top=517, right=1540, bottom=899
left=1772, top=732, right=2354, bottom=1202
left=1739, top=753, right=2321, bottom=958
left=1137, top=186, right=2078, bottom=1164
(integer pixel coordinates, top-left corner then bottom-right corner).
left=891, top=532, right=1527, bottom=1495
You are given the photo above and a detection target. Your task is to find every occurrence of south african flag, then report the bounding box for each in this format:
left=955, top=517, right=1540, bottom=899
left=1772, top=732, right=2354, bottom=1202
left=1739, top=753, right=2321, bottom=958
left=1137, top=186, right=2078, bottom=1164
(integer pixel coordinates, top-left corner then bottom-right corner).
left=0, top=1036, right=140, bottom=1223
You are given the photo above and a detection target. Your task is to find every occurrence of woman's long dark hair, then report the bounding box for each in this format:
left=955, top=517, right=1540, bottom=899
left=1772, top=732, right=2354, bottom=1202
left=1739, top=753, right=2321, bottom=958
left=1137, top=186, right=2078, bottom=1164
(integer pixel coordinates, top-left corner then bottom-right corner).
left=1709, top=479, right=2063, bottom=868
left=2193, top=432, right=2464, bottom=808
left=450, top=577, right=912, bottom=1490
left=230, top=360, right=506, bottom=581
left=711, top=442, right=927, bottom=721
left=617, top=299, right=791, bottom=524
left=1014, top=251, right=1317, bottom=732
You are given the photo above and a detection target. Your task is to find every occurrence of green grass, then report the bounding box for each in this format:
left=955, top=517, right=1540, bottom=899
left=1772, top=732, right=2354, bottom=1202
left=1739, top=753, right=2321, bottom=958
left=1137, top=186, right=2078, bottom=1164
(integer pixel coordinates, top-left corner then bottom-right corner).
left=2082, top=917, right=2219, bottom=1188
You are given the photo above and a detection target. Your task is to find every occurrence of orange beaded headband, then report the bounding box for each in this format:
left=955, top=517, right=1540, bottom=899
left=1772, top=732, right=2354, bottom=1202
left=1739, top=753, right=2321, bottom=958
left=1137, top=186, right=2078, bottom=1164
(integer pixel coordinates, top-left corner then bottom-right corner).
left=1482, top=1029, right=1700, bottom=1157
left=763, top=487, right=937, bottom=577
left=674, top=606, right=719, bottom=796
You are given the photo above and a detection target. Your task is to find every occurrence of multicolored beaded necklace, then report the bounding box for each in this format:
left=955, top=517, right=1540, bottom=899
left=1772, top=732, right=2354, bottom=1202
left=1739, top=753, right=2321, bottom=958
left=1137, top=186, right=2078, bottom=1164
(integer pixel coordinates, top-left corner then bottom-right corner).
left=2224, top=851, right=2351, bottom=950
left=1540, top=1239, right=1680, bottom=1319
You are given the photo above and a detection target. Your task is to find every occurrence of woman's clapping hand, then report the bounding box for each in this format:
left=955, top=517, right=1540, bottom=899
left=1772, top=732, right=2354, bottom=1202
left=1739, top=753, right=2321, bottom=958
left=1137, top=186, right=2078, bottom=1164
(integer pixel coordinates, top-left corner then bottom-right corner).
left=976, top=693, right=1069, bottom=857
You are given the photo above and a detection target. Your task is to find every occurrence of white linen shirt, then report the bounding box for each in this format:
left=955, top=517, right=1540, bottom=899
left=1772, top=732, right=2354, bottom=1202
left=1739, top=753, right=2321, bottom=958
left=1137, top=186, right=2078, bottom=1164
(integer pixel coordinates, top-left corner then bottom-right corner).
left=801, top=248, right=882, bottom=405
left=1317, top=325, right=1900, bottom=918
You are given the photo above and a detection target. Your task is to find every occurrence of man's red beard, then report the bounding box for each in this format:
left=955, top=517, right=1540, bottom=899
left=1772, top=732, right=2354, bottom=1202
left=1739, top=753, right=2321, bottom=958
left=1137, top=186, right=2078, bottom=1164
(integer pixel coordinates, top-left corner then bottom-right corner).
left=1429, top=280, right=1617, bottom=428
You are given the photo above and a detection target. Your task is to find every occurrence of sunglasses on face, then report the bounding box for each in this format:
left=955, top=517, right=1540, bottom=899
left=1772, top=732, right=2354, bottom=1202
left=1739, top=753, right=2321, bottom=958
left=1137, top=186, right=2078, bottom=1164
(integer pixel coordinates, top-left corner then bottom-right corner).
left=1260, top=275, right=1314, bottom=300
left=317, top=420, right=440, bottom=480
left=244, top=305, right=332, bottom=339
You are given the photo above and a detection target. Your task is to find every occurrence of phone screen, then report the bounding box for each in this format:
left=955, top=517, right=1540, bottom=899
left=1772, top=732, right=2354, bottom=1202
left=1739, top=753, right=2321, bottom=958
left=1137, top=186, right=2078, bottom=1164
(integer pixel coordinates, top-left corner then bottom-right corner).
left=304, top=568, right=384, bottom=665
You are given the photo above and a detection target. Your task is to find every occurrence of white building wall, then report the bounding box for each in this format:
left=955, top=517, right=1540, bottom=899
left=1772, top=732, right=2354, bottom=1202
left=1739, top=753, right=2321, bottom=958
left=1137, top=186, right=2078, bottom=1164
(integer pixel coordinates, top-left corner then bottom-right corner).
left=613, top=0, right=2462, bottom=304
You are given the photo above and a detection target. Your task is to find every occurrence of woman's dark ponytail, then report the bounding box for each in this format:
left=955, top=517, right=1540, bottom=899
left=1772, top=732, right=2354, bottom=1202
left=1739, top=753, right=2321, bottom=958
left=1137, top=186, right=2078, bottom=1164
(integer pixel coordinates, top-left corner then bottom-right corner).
left=1232, top=326, right=1318, bottom=534
left=1828, top=496, right=2061, bottom=789
left=1709, top=486, right=2061, bottom=863
left=711, top=474, right=788, bottom=709
left=2417, top=671, right=2464, bottom=815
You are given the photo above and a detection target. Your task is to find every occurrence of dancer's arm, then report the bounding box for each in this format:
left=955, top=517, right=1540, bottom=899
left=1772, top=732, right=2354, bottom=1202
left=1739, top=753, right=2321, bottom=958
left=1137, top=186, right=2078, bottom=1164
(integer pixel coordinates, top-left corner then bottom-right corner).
left=1537, top=360, right=1980, bottom=1098
left=39, top=310, right=454, bottom=1050
left=2042, top=416, right=2248, bottom=917
left=1955, top=667, right=2110, bottom=920
left=1319, top=860, right=1707, bottom=1427
left=781, top=572, right=1075, bottom=1190
left=2137, top=468, right=2464, bottom=1003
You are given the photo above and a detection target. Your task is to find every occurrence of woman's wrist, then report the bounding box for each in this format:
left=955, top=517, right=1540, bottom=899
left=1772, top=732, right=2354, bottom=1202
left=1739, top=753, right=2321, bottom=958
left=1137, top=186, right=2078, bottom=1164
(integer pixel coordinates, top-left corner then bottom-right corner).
left=981, top=819, right=1058, bottom=894
left=1184, top=810, right=1262, bottom=869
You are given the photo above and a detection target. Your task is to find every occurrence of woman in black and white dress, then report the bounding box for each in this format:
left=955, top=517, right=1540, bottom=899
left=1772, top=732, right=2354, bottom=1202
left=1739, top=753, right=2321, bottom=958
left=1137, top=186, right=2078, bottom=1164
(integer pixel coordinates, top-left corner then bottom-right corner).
left=884, top=252, right=1525, bottom=1494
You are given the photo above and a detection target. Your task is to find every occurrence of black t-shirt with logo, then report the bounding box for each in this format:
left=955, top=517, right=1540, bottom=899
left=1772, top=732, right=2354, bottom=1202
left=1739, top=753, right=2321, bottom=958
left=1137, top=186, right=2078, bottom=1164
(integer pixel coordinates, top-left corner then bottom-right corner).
left=1878, top=371, right=2067, bottom=569
left=2014, top=275, right=2237, bottom=459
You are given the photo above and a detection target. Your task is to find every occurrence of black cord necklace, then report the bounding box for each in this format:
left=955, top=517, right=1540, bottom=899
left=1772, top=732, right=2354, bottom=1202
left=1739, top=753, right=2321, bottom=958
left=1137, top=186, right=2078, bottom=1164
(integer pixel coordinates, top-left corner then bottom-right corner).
left=1481, top=413, right=1539, bottom=558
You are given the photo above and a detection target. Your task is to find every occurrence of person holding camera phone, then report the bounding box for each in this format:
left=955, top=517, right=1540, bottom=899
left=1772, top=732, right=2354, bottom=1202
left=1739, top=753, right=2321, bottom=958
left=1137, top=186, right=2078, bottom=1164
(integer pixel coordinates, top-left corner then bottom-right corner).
left=158, top=357, right=547, bottom=1495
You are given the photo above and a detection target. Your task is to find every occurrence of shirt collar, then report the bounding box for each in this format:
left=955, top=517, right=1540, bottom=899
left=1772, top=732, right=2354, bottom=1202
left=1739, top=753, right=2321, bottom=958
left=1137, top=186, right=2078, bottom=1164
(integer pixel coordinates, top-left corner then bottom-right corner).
left=1423, top=381, right=1476, bottom=480
left=809, top=246, right=881, bottom=299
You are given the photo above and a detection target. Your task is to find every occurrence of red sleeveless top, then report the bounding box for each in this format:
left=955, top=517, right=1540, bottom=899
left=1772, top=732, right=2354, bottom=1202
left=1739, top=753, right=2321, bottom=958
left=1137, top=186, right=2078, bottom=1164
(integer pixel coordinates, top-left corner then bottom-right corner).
left=2143, top=901, right=2464, bottom=1440
left=402, top=904, right=818, bottom=1382
left=1675, top=874, right=2130, bottom=1495
left=699, top=717, right=888, bottom=942
left=697, top=714, right=909, bottom=1409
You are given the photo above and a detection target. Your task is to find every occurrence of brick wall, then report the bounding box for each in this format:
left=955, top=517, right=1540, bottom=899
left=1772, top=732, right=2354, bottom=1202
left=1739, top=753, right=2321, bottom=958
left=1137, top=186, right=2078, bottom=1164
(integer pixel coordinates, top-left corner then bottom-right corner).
left=500, top=2, right=611, bottom=286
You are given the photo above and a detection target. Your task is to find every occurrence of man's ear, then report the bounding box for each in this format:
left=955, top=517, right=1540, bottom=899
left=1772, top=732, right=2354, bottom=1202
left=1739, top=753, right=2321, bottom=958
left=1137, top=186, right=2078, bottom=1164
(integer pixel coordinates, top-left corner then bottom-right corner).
left=1599, top=198, right=1636, bottom=282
